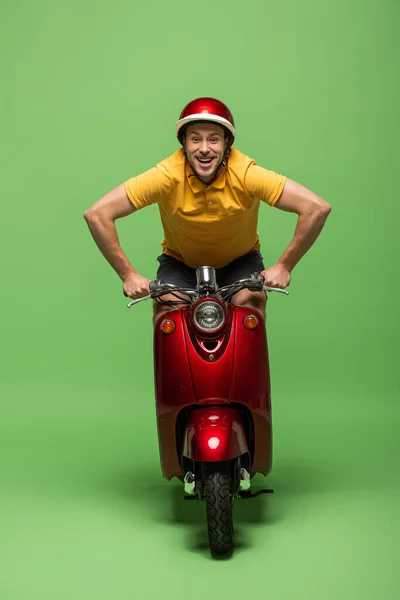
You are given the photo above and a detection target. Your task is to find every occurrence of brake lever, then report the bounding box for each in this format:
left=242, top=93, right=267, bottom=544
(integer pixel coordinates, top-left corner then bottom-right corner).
left=248, top=273, right=289, bottom=295
left=127, top=294, right=152, bottom=308
left=263, top=286, right=289, bottom=295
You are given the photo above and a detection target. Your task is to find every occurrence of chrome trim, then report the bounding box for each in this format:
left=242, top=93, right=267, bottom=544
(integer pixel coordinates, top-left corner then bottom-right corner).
left=193, top=300, right=225, bottom=333
left=196, top=266, right=217, bottom=291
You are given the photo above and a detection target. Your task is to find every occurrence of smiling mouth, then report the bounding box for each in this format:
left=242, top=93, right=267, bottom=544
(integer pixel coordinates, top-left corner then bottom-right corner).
left=196, top=157, right=215, bottom=168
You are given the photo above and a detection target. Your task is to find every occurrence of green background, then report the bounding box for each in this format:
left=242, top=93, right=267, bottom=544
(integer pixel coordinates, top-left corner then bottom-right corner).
left=1, top=0, right=399, bottom=597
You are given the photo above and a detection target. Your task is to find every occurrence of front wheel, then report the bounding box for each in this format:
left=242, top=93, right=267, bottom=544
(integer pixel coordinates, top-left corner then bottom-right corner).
left=202, top=465, right=234, bottom=558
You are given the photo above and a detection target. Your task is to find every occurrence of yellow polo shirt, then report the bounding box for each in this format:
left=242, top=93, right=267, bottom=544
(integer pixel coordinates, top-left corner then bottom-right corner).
left=124, top=148, right=286, bottom=268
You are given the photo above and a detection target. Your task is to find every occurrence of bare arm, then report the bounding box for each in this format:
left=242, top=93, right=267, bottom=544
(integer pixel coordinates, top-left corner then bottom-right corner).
left=83, top=184, right=151, bottom=298
left=262, top=178, right=331, bottom=287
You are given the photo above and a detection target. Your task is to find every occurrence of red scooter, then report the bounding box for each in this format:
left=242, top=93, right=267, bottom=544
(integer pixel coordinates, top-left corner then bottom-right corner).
left=127, top=267, right=288, bottom=558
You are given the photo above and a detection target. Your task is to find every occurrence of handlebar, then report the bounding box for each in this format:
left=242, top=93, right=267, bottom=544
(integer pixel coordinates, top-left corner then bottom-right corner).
left=126, top=275, right=289, bottom=308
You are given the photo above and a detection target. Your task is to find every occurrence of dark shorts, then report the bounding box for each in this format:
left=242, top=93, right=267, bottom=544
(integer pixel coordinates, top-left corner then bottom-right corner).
left=155, top=250, right=265, bottom=289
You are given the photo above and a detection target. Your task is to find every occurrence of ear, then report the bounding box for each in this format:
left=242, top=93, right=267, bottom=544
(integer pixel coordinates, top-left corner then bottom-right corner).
left=181, top=134, right=188, bottom=156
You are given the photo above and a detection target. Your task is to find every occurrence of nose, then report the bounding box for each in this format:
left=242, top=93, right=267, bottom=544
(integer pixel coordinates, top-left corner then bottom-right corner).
left=199, top=140, right=209, bottom=154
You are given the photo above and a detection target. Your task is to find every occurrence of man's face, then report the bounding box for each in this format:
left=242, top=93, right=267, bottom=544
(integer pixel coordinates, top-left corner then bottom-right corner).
left=183, top=122, right=228, bottom=184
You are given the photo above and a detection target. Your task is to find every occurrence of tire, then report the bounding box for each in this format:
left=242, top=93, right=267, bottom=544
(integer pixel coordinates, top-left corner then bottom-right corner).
left=202, top=465, right=234, bottom=559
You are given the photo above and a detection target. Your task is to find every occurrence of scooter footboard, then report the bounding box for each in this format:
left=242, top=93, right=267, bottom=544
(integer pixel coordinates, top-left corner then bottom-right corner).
left=182, top=407, right=249, bottom=462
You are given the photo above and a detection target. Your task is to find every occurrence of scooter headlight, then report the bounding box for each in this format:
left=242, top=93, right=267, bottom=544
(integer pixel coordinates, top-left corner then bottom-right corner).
left=193, top=301, right=225, bottom=333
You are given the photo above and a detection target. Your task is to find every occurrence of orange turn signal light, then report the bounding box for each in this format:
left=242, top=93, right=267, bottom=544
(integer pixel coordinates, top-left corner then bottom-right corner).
left=243, top=314, right=258, bottom=330
left=161, top=319, right=176, bottom=334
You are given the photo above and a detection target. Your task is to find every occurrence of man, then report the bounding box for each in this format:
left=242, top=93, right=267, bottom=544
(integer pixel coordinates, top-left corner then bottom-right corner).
left=84, top=97, right=331, bottom=320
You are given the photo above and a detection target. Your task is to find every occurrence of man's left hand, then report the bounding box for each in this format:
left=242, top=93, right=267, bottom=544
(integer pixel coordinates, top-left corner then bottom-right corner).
left=261, top=264, right=291, bottom=288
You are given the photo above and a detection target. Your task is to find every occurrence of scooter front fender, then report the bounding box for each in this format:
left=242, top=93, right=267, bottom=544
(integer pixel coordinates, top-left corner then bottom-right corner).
left=182, top=407, right=249, bottom=463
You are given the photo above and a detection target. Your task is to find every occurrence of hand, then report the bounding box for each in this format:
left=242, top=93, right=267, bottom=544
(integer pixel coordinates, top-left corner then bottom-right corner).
left=123, top=273, right=152, bottom=299
left=261, top=264, right=291, bottom=289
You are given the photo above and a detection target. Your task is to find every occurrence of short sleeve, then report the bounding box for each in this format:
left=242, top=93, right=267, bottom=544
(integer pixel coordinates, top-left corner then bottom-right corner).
left=244, top=163, right=286, bottom=207
left=124, top=161, right=172, bottom=210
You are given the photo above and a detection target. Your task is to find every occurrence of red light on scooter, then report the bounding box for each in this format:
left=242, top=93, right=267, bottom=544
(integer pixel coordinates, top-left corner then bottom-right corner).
left=243, top=314, right=258, bottom=330
left=208, top=436, right=220, bottom=450
left=160, top=319, right=176, bottom=334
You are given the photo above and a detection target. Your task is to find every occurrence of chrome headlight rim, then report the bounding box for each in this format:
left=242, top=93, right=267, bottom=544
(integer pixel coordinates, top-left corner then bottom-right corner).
left=192, top=299, right=226, bottom=333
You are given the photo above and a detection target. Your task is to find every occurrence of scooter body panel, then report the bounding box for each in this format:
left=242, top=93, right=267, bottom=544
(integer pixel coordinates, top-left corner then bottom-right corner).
left=154, top=302, right=272, bottom=479
left=230, top=306, right=272, bottom=475
left=154, top=308, right=195, bottom=478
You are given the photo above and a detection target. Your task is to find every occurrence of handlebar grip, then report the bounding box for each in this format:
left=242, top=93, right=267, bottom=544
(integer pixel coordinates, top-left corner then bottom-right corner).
left=149, top=281, right=158, bottom=293
left=124, top=280, right=158, bottom=297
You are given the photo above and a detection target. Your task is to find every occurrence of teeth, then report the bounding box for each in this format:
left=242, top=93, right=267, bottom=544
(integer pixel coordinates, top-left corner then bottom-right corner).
left=198, top=158, right=213, bottom=163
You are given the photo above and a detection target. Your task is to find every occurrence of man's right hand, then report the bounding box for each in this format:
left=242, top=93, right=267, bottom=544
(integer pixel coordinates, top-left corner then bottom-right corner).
left=123, top=273, right=152, bottom=299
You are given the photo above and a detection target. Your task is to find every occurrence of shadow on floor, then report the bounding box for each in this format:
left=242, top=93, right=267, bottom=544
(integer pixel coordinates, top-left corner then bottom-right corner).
left=114, top=457, right=346, bottom=516
left=110, top=458, right=344, bottom=555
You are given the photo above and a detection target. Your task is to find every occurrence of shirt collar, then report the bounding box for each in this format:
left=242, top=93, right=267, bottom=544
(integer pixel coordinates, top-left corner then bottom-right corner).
left=185, top=160, right=226, bottom=193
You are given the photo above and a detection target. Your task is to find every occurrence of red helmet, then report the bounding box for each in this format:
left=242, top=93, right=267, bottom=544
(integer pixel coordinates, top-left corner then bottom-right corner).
left=176, top=97, right=235, bottom=145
